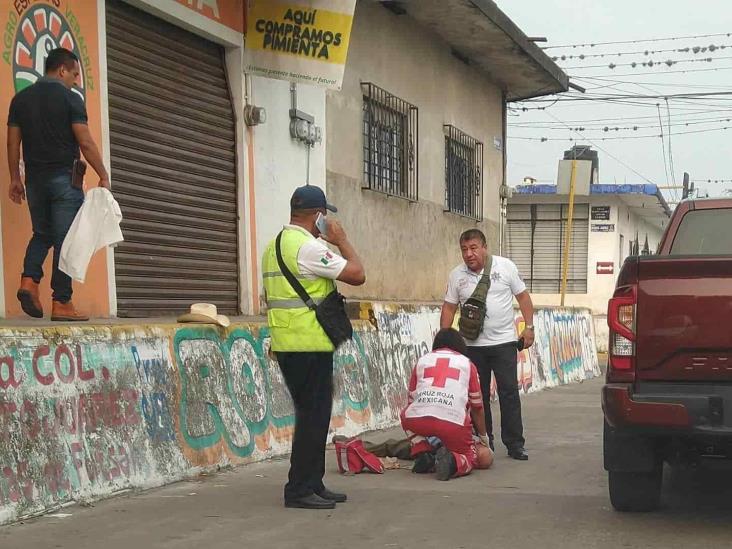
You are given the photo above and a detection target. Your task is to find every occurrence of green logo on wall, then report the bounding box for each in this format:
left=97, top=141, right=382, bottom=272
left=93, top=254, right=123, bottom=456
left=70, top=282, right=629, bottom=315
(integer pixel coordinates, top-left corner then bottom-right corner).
left=12, top=3, right=86, bottom=100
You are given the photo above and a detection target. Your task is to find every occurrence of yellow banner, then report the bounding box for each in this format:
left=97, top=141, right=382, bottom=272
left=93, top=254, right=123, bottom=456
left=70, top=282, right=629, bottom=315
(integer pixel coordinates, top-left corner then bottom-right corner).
left=245, top=0, right=355, bottom=89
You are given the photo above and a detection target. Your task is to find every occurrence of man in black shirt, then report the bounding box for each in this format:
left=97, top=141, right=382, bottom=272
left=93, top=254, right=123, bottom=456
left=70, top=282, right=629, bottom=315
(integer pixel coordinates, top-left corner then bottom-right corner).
left=7, top=48, right=109, bottom=321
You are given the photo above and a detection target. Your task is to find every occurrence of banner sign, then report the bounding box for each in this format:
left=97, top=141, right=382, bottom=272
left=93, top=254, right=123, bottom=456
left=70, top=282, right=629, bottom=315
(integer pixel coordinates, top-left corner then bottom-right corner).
left=245, top=0, right=356, bottom=90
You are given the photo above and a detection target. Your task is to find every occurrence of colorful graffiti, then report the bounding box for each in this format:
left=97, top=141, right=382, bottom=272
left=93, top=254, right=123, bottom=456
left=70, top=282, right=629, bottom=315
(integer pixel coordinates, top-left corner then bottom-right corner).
left=0, top=304, right=599, bottom=525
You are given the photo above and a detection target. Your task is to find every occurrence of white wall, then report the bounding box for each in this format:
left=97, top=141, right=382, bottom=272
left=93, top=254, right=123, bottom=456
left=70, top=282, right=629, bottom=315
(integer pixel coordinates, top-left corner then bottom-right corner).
left=249, top=77, right=327, bottom=310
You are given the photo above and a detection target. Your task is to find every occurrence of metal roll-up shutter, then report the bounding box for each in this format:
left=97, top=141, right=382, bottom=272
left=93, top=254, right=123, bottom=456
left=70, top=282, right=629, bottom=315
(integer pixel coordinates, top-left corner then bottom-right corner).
left=505, top=204, right=532, bottom=282
left=566, top=204, right=589, bottom=293
left=106, top=0, right=239, bottom=317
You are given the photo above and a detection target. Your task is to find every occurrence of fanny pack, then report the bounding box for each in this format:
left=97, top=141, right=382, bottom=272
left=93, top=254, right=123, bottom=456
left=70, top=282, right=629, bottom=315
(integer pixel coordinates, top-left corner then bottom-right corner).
left=458, top=256, right=493, bottom=340
left=335, top=438, right=384, bottom=475
left=275, top=232, right=353, bottom=348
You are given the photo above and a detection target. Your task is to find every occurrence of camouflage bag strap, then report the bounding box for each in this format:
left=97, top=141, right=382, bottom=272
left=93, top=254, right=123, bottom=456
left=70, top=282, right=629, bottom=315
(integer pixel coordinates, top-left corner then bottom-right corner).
left=468, top=255, right=494, bottom=304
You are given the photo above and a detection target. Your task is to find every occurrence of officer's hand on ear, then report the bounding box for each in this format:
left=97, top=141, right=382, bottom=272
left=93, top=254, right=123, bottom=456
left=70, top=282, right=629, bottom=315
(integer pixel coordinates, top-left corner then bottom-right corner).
left=321, top=218, right=347, bottom=247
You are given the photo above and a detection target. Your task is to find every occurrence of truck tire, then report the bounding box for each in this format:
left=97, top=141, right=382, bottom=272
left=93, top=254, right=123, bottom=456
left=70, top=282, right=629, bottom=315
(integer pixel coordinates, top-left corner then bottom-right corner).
left=608, top=467, right=662, bottom=512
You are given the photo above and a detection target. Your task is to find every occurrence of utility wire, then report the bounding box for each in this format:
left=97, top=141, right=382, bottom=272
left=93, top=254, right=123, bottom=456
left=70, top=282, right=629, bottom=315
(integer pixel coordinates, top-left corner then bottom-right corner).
left=522, top=91, right=732, bottom=102
left=508, top=124, right=732, bottom=141
left=562, top=55, right=732, bottom=70
left=657, top=104, right=672, bottom=188
left=572, top=65, right=732, bottom=78
left=665, top=98, right=678, bottom=189
left=551, top=43, right=732, bottom=61
left=509, top=116, right=732, bottom=131
left=542, top=32, right=732, bottom=50
left=541, top=111, right=657, bottom=185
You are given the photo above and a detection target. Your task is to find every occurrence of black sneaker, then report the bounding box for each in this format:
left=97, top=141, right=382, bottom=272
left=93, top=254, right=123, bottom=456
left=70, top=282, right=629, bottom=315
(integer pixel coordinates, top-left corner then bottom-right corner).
left=412, top=451, right=435, bottom=474
left=435, top=447, right=457, bottom=481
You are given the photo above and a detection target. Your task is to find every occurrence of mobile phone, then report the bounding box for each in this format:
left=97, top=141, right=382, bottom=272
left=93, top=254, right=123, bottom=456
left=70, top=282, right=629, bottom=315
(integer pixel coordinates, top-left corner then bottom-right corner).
left=315, top=212, right=327, bottom=235
left=516, top=337, right=525, bottom=351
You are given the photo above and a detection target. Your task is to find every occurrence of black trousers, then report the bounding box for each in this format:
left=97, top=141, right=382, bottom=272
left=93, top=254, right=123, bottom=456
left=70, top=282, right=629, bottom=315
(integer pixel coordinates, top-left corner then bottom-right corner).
left=465, top=343, right=525, bottom=451
left=276, top=351, right=334, bottom=501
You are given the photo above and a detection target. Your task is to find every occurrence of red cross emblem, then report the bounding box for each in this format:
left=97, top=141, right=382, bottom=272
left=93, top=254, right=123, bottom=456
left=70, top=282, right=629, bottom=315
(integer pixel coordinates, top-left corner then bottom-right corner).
left=423, top=358, right=461, bottom=388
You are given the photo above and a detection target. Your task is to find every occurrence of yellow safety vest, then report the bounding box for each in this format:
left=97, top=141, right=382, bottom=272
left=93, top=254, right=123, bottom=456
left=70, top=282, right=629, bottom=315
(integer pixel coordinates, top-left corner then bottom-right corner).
left=262, top=227, right=336, bottom=352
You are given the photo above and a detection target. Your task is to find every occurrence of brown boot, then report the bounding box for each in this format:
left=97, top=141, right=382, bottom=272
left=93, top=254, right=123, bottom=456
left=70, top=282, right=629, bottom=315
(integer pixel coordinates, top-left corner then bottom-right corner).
left=17, top=277, right=43, bottom=318
left=51, top=300, right=89, bottom=322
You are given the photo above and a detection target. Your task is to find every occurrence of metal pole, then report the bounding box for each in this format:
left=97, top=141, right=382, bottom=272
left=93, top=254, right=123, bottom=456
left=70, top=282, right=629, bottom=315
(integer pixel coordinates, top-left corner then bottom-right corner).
left=560, top=159, right=577, bottom=306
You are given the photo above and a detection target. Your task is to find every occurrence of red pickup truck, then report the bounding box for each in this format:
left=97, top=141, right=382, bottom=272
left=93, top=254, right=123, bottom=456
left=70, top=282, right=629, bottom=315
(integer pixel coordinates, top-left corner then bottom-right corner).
left=603, top=197, right=732, bottom=512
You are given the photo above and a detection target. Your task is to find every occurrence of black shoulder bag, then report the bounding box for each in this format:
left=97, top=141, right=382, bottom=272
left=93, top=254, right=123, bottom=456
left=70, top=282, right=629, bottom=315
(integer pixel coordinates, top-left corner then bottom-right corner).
left=275, top=232, right=353, bottom=348
left=458, top=256, right=494, bottom=341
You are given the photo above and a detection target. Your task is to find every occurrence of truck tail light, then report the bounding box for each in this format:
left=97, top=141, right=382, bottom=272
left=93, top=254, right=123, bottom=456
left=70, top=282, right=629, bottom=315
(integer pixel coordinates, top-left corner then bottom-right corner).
left=607, top=286, right=636, bottom=382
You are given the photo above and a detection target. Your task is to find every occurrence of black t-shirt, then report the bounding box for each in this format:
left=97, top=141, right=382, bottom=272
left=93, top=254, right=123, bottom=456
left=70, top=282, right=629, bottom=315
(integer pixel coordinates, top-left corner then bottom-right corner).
left=7, top=77, right=88, bottom=176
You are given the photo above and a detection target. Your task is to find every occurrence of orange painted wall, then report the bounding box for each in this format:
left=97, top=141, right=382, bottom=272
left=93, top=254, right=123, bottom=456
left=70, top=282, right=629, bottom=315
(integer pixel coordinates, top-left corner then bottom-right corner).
left=0, top=0, right=109, bottom=318
left=176, top=0, right=245, bottom=32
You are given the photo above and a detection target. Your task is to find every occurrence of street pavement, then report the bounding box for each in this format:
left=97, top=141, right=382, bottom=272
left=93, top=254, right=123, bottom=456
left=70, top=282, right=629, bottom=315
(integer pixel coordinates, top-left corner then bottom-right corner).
left=3, top=376, right=732, bottom=549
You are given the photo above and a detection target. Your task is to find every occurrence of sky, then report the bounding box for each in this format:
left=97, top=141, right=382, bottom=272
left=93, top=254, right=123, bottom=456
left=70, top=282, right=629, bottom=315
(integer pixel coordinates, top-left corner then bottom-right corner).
left=498, top=0, right=732, bottom=205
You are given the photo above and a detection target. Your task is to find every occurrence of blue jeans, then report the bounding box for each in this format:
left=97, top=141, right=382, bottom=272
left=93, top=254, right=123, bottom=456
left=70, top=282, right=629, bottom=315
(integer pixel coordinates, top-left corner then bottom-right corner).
left=23, top=170, right=83, bottom=302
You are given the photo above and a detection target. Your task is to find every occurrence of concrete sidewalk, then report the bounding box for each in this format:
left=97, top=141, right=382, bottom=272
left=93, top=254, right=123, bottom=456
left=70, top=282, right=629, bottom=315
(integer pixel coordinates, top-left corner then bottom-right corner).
left=4, top=376, right=732, bottom=549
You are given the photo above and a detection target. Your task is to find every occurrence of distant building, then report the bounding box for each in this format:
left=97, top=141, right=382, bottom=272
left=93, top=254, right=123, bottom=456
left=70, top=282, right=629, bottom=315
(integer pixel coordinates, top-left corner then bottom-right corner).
left=505, top=180, right=671, bottom=351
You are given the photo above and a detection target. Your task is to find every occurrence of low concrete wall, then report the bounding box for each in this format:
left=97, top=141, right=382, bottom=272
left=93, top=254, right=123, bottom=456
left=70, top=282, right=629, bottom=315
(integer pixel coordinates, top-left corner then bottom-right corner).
left=0, top=304, right=599, bottom=524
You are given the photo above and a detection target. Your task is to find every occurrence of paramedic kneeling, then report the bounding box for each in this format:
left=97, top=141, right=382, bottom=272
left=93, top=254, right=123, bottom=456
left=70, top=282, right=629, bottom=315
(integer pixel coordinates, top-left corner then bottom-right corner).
left=401, top=328, right=494, bottom=480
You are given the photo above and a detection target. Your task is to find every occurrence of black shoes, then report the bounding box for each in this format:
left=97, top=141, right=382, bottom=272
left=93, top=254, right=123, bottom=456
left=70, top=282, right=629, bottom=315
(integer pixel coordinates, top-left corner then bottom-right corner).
left=412, top=451, right=435, bottom=474
left=317, top=488, right=347, bottom=503
left=435, top=447, right=457, bottom=481
left=508, top=447, right=529, bottom=461
left=285, top=488, right=347, bottom=509
left=285, top=493, right=335, bottom=509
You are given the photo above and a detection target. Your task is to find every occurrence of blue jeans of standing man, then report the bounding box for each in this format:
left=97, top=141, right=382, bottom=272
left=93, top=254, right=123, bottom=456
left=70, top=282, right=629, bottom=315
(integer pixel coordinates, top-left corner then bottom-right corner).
left=23, top=170, right=83, bottom=303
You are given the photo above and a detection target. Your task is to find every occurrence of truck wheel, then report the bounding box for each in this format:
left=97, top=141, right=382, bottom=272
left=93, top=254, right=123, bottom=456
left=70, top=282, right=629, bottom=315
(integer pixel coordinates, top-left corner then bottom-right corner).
left=608, top=467, right=662, bottom=512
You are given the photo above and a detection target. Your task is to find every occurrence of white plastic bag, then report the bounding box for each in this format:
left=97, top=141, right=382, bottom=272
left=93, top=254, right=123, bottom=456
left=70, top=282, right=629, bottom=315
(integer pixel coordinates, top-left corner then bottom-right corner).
left=59, top=187, right=123, bottom=283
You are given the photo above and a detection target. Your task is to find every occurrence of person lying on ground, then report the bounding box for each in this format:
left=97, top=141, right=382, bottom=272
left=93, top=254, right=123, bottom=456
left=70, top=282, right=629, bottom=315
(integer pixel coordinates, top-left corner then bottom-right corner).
left=400, top=328, right=494, bottom=480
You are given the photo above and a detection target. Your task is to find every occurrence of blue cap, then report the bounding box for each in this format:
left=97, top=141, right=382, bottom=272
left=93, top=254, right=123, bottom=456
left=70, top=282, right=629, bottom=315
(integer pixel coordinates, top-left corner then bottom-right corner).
left=290, top=185, right=337, bottom=212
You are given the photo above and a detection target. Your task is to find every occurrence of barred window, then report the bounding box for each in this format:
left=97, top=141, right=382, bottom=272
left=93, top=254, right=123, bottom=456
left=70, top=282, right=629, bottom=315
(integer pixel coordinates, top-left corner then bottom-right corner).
left=444, top=125, right=483, bottom=220
left=362, top=82, right=418, bottom=201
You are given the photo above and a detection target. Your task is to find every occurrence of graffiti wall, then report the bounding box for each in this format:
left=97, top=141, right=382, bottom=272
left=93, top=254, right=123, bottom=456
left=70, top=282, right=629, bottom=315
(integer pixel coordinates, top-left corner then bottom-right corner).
left=0, top=304, right=598, bottom=524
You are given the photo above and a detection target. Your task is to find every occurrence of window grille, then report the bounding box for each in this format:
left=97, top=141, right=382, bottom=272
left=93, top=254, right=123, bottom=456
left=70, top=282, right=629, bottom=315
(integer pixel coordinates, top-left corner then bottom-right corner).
left=444, top=125, right=483, bottom=220
left=361, top=82, right=418, bottom=201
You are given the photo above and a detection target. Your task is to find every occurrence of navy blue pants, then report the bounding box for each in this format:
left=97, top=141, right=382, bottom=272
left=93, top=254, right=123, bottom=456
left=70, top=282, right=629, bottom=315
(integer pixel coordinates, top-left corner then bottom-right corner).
left=23, top=170, right=83, bottom=303
left=276, top=351, right=334, bottom=501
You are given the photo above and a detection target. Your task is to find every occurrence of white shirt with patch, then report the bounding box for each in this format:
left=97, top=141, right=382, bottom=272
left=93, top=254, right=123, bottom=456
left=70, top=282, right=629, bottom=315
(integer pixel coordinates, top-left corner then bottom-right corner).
left=444, top=255, right=527, bottom=347
left=285, top=224, right=347, bottom=280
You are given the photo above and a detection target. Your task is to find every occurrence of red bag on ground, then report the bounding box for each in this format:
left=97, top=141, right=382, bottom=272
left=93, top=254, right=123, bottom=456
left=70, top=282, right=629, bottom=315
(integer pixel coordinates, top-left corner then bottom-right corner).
left=335, top=438, right=384, bottom=474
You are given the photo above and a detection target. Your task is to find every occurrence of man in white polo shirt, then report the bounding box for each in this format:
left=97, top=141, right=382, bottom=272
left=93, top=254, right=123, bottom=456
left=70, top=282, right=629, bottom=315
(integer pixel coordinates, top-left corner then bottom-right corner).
left=440, top=229, right=535, bottom=461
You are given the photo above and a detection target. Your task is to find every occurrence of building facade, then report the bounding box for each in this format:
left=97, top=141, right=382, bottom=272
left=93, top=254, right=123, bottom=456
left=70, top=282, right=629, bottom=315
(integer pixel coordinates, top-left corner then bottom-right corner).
left=326, top=0, right=567, bottom=302
left=0, top=0, right=565, bottom=318
left=505, top=182, right=671, bottom=349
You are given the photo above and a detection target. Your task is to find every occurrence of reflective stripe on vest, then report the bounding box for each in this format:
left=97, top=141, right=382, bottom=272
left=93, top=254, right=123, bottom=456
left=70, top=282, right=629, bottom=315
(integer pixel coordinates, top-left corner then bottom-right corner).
left=262, top=228, right=335, bottom=352
left=266, top=297, right=325, bottom=309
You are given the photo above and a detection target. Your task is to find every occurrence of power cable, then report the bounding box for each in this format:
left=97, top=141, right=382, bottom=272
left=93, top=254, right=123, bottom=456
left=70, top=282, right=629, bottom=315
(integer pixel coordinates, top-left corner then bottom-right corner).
left=562, top=55, right=732, bottom=70
left=541, top=111, right=657, bottom=185
left=522, top=91, right=732, bottom=102
left=656, top=104, right=672, bottom=189
left=509, top=124, right=732, bottom=141
left=572, top=65, right=732, bottom=78
left=551, top=43, right=732, bottom=61
left=665, top=98, right=678, bottom=189
left=542, top=32, right=732, bottom=50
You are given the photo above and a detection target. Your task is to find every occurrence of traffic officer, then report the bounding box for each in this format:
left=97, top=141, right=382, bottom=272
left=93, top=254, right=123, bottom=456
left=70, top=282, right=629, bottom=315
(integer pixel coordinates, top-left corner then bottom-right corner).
left=262, top=185, right=365, bottom=509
